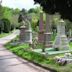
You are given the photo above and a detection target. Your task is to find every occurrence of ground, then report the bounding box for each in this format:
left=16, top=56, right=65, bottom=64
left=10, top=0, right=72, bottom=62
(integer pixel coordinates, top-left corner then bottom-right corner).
left=0, top=30, right=49, bottom=72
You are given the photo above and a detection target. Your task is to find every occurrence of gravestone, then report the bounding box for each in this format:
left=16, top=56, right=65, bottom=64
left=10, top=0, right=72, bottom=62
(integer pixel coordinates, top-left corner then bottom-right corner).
left=25, top=20, right=32, bottom=44
left=38, top=11, right=44, bottom=43
left=19, top=21, right=27, bottom=42
left=19, top=13, right=32, bottom=44
left=44, top=14, right=52, bottom=47
left=53, top=19, right=69, bottom=50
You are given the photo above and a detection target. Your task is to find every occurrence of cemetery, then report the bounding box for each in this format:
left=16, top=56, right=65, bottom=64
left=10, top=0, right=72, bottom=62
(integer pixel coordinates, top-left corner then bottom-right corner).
left=5, top=10, right=72, bottom=72
left=1, top=0, right=72, bottom=72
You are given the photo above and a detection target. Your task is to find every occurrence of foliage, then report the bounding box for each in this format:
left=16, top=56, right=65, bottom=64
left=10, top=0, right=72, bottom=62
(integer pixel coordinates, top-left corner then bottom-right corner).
left=0, top=20, right=4, bottom=33
left=34, top=0, right=72, bottom=22
left=10, top=24, right=15, bottom=31
left=0, top=32, right=11, bottom=38
left=0, top=5, right=3, bottom=19
left=5, top=42, right=72, bottom=72
left=28, top=7, right=42, bottom=31
left=2, top=18, right=11, bottom=33
left=1, top=6, right=20, bottom=29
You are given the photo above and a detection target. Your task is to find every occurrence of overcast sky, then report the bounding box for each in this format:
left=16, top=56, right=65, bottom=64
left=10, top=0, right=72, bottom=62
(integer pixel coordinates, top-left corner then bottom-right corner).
left=1, top=0, right=39, bottom=10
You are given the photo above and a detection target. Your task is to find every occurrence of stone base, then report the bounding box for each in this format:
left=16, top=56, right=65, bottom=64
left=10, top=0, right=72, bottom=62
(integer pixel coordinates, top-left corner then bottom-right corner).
left=53, top=35, right=69, bottom=50
left=44, top=41, right=52, bottom=48
left=38, top=31, right=44, bottom=43
left=19, top=26, right=27, bottom=42
left=44, top=32, right=52, bottom=48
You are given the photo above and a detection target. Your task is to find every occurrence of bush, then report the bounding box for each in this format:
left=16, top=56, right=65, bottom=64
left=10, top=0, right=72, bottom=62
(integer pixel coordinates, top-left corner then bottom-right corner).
left=0, top=19, right=4, bottom=33
left=2, top=18, right=11, bottom=33
left=10, top=24, right=15, bottom=31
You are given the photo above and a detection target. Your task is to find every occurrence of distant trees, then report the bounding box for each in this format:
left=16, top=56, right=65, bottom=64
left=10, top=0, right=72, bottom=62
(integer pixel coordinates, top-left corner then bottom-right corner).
left=28, top=7, right=41, bottom=31
left=0, top=5, right=20, bottom=33
left=2, top=18, right=11, bottom=33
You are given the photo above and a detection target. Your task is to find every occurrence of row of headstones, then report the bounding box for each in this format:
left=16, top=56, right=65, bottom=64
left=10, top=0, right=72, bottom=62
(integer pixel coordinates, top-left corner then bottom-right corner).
left=19, top=11, right=69, bottom=50
left=38, top=12, right=69, bottom=50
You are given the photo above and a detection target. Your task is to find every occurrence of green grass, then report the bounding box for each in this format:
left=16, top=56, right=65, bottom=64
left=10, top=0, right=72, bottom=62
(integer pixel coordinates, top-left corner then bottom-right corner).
left=0, top=32, right=12, bottom=38
left=5, top=42, right=72, bottom=72
left=69, top=42, right=72, bottom=49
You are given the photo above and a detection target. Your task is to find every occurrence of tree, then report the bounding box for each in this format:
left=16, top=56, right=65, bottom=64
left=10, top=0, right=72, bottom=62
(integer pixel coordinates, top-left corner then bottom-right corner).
left=0, top=20, right=4, bottom=33
left=0, top=5, right=3, bottom=19
left=34, top=0, right=72, bottom=22
left=2, top=18, right=11, bottom=33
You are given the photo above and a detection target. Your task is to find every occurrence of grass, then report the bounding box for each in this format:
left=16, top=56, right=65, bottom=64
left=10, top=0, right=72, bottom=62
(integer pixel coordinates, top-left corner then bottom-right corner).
left=69, top=42, right=72, bottom=48
left=0, top=32, right=12, bottom=38
left=5, top=42, right=72, bottom=72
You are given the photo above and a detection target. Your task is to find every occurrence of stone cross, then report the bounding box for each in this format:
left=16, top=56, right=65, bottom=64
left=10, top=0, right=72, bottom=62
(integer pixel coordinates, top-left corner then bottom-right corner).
left=44, top=14, right=52, bottom=47
left=53, top=19, right=69, bottom=50
left=38, top=11, right=44, bottom=43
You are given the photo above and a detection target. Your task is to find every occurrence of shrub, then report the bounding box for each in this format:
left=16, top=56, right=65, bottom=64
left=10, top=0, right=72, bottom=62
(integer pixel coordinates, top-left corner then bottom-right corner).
left=2, top=18, right=11, bottom=33
left=0, top=19, right=4, bottom=33
left=10, top=24, right=15, bottom=31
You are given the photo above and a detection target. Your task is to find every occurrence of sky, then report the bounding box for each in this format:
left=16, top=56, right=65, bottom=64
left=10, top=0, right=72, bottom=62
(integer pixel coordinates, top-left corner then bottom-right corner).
left=1, top=0, right=39, bottom=10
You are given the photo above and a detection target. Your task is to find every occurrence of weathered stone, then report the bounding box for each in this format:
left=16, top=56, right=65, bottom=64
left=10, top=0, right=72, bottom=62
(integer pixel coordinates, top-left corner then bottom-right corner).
left=19, top=17, right=32, bottom=44
left=44, top=14, right=52, bottom=47
left=38, top=11, right=44, bottom=43
left=53, top=19, right=69, bottom=50
left=19, top=25, right=27, bottom=42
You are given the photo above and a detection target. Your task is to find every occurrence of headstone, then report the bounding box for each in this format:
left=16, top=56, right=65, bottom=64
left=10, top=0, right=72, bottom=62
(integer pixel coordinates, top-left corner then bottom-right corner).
left=38, top=11, right=44, bottom=43
left=44, top=14, right=52, bottom=47
left=25, top=20, right=32, bottom=44
left=19, top=22, right=27, bottom=42
left=53, top=19, right=69, bottom=50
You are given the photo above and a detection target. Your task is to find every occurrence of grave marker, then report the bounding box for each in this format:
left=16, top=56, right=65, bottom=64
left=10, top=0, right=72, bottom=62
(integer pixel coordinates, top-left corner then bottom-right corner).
left=53, top=19, right=69, bottom=50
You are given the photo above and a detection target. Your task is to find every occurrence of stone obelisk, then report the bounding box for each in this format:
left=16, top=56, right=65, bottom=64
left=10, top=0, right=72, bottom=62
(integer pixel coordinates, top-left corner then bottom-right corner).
left=44, top=14, right=52, bottom=48
left=38, top=11, right=44, bottom=43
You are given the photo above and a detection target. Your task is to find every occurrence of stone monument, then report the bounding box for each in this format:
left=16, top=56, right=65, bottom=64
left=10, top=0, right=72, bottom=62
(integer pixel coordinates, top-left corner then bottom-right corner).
left=19, top=20, right=27, bottom=42
left=38, top=11, right=44, bottom=43
left=53, top=19, right=69, bottom=50
left=25, top=19, right=32, bottom=44
left=19, top=13, right=32, bottom=44
left=44, top=14, right=52, bottom=47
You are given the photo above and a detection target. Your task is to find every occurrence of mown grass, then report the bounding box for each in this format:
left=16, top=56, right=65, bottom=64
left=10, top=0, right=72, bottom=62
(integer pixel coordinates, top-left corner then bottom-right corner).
left=5, top=42, right=72, bottom=72
left=0, top=32, right=12, bottom=38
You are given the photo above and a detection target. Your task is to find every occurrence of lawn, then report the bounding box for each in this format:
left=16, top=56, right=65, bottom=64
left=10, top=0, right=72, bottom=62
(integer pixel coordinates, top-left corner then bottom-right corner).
left=5, top=41, right=72, bottom=72
left=0, top=32, right=12, bottom=38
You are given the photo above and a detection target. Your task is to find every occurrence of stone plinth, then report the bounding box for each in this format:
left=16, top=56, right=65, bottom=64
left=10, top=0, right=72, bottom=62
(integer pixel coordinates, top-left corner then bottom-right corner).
left=19, top=26, right=27, bottom=42
left=44, top=14, right=52, bottom=47
left=25, top=29, right=32, bottom=44
left=44, top=32, right=52, bottom=47
left=38, top=11, right=44, bottom=43
left=53, top=19, right=69, bottom=50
